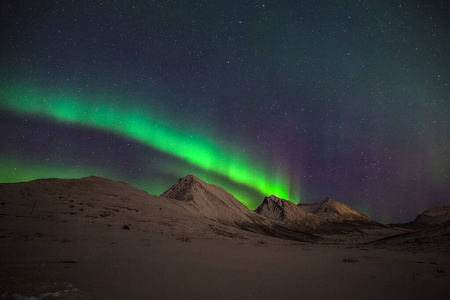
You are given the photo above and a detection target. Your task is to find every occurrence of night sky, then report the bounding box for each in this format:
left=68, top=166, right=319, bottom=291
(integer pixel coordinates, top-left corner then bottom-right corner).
left=1, top=1, right=449, bottom=223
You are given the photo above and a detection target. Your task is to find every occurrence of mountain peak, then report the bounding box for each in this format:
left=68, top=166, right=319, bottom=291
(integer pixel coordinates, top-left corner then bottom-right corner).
left=264, top=195, right=284, bottom=204
left=180, top=174, right=200, bottom=181
left=256, top=195, right=310, bottom=222
left=161, top=175, right=205, bottom=202
left=322, top=197, right=334, bottom=203
left=176, top=175, right=203, bottom=186
left=161, top=175, right=258, bottom=223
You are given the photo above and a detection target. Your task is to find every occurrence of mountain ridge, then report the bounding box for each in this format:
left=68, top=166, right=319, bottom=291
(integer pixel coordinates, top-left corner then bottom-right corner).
left=390, top=206, right=450, bottom=230
left=254, top=195, right=383, bottom=235
left=0, top=174, right=413, bottom=241
left=160, top=175, right=320, bottom=242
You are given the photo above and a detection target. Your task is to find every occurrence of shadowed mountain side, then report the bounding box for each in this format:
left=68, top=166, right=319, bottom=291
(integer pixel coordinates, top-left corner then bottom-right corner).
left=390, top=206, right=450, bottom=230
left=161, top=175, right=319, bottom=242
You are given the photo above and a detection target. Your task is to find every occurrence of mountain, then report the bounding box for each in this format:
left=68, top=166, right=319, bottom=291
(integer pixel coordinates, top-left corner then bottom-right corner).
left=0, top=176, right=201, bottom=233
left=255, top=195, right=319, bottom=228
left=161, top=175, right=261, bottom=224
left=300, top=197, right=373, bottom=223
left=0, top=175, right=320, bottom=242
left=391, top=206, right=450, bottom=230
left=0, top=175, right=389, bottom=242
left=255, top=196, right=379, bottom=233
left=161, top=176, right=319, bottom=241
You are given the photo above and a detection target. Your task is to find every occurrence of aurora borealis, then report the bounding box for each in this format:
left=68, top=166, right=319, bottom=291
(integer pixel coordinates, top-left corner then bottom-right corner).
left=1, top=1, right=449, bottom=223
left=1, top=83, right=296, bottom=202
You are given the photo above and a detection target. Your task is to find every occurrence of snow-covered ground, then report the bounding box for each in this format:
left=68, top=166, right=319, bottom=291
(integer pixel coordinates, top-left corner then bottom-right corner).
left=1, top=176, right=449, bottom=299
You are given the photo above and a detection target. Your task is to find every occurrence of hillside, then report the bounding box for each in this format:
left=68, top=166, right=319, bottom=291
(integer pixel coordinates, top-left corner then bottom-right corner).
left=392, top=206, right=450, bottom=230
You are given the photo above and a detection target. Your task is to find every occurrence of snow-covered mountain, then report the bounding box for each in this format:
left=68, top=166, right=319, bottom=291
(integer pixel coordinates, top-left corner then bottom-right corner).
left=0, top=176, right=203, bottom=234
left=161, top=175, right=263, bottom=224
left=0, top=174, right=384, bottom=241
left=161, top=176, right=319, bottom=241
left=300, top=197, right=373, bottom=223
left=255, top=196, right=378, bottom=232
left=255, top=195, right=319, bottom=228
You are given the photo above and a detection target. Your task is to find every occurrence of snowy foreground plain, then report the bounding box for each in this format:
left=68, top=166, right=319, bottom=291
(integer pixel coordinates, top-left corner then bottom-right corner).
left=1, top=176, right=449, bottom=299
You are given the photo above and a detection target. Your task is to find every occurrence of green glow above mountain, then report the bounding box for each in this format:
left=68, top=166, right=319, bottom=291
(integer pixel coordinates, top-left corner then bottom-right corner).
left=0, top=84, right=301, bottom=206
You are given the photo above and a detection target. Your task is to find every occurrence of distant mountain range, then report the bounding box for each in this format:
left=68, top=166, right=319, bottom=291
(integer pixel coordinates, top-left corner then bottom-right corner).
left=255, top=195, right=379, bottom=234
left=1, top=175, right=447, bottom=244
left=162, top=176, right=376, bottom=226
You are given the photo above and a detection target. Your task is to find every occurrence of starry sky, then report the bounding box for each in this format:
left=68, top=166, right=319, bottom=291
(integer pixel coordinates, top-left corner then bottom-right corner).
left=1, top=1, right=449, bottom=223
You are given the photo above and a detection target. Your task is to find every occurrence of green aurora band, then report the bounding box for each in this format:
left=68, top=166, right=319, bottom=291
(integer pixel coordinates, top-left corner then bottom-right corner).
left=0, top=84, right=302, bottom=205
